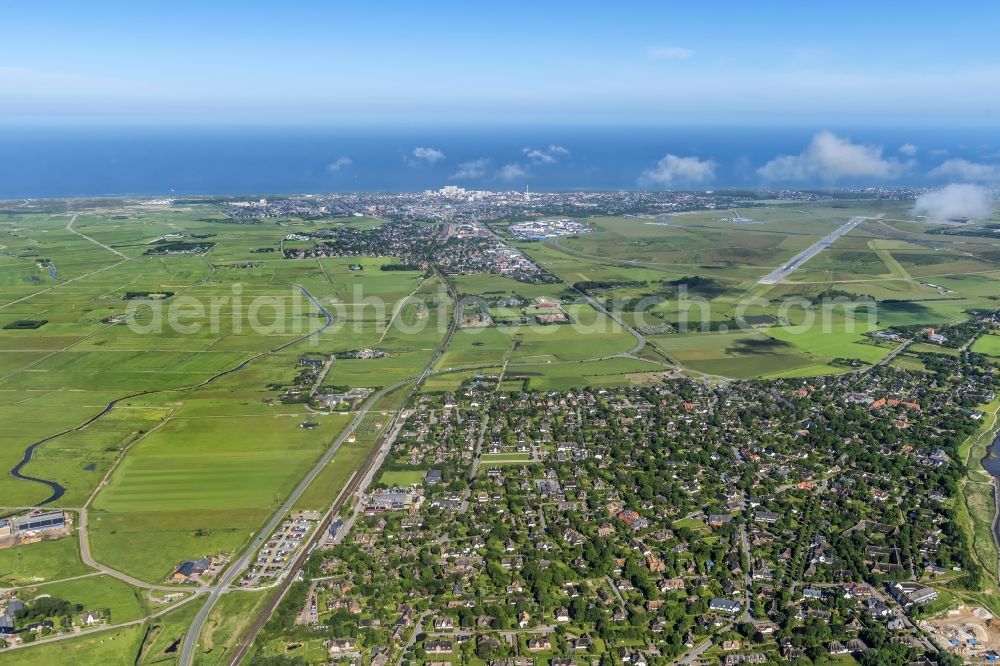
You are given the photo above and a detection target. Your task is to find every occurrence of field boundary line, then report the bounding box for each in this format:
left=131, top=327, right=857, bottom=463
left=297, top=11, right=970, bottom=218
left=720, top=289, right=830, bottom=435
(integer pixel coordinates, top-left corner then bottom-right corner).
left=66, top=213, right=128, bottom=258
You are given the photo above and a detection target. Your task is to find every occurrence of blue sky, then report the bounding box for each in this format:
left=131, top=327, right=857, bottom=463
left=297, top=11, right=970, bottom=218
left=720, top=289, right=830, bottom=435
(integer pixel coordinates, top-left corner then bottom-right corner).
left=2, top=1, right=999, bottom=126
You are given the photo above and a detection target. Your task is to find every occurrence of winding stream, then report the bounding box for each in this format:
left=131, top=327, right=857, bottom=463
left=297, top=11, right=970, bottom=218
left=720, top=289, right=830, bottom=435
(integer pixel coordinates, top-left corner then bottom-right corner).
left=9, top=285, right=335, bottom=506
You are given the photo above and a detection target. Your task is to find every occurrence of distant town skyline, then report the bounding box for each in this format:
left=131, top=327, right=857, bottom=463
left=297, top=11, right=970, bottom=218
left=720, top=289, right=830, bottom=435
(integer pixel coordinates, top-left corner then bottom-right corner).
left=3, top=1, right=1000, bottom=126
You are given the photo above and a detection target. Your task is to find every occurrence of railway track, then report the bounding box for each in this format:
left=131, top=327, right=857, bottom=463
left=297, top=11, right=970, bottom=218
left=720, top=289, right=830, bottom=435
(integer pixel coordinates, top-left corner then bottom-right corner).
left=223, top=417, right=397, bottom=666
left=222, top=268, right=460, bottom=665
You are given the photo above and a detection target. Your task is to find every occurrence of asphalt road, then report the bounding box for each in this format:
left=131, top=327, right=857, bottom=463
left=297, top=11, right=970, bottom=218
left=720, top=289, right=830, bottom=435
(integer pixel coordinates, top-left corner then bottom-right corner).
left=177, top=286, right=356, bottom=665
left=757, top=216, right=866, bottom=285
left=184, top=271, right=461, bottom=666
left=177, top=375, right=409, bottom=665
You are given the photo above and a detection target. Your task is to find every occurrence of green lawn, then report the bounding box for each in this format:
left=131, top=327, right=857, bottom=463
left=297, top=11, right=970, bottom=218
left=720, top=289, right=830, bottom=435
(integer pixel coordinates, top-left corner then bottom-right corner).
left=765, top=320, right=889, bottom=365
left=30, top=574, right=149, bottom=623
left=378, top=469, right=427, bottom=486
left=0, top=535, right=90, bottom=586
left=480, top=453, right=536, bottom=464
left=0, top=625, right=145, bottom=666
left=973, top=333, right=1000, bottom=357
left=138, top=596, right=207, bottom=664
left=649, top=329, right=816, bottom=379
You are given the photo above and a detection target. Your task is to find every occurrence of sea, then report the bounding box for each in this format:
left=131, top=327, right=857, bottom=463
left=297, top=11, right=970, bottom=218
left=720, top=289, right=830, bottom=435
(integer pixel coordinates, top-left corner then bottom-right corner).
left=0, top=125, right=998, bottom=199
left=982, top=432, right=1000, bottom=546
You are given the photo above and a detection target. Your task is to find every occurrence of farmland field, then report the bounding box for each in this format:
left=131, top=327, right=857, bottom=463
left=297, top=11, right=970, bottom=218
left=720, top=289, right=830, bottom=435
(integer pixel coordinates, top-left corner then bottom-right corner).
left=0, top=625, right=146, bottom=665
left=1, top=196, right=999, bottom=659
left=0, top=535, right=90, bottom=585
left=973, top=333, right=1000, bottom=357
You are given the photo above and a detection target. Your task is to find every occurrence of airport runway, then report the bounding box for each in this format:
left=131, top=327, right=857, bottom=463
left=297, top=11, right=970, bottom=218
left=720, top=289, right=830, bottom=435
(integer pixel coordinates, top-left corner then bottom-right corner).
left=757, top=216, right=866, bottom=285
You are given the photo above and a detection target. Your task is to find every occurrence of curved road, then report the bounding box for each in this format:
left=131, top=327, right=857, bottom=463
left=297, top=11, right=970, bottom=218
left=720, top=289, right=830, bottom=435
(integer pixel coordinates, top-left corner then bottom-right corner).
left=76, top=507, right=194, bottom=592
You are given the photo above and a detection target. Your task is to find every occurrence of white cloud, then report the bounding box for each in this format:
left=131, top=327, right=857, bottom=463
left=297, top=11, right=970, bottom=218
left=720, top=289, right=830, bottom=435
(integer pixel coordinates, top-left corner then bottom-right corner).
left=496, top=163, right=529, bottom=181
left=523, top=149, right=555, bottom=164
left=523, top=145, right=570, bottom=164
left=326, top=157, right=352, bottom=173
left=914, top=184, right=995, bottom=220
left=639, top=154, right=715, bottom=187
left=647, top=46, right=695, bottom=61
left=411, top=146, right=445, bottom=164
left=927, top=158, right=1000, bottom=183
left=758, top=130, right=905, bottom=182
left=451, top=158, right=490, bottom=180
left=898, top=143, right=918, bottom=156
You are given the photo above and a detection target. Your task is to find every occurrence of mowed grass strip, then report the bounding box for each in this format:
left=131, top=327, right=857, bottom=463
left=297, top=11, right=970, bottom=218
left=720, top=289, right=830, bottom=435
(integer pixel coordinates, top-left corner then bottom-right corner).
left=89, top=412, right=340, bottom=580
left=93, top=414, right=334, bottom=513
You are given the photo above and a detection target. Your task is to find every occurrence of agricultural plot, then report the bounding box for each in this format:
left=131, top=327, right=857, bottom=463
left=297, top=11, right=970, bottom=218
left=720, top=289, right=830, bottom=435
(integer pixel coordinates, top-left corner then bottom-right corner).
left=503, top=357, right=666, bottom=390
left=0, top=625, right=146, bottom=666
left=648, top=329, right=817, bottom=378
left=0, top=206, right=430, bottom=601
left=0, top=535, right=90, bottom=586
left=436, top=327, right=513, bottom=369
left=765, top=320, right=890, bottom=365
left=0, top=195, right=999, bottom=659
left=89, top=406, right=351, bottom=580
left=508, top=320, right=636, bottom=363
left=422, top=367, right=503, bottom=393
left=973, top=333, right=1000, bottom=357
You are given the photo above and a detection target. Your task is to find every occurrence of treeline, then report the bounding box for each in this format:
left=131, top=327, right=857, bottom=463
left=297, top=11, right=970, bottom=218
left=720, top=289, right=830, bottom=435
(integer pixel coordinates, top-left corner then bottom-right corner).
left=14, top=596, right=86, bottom=626
left=380, top=263, right=422, bottom=271
left=572, top=279, right=645, bottom=293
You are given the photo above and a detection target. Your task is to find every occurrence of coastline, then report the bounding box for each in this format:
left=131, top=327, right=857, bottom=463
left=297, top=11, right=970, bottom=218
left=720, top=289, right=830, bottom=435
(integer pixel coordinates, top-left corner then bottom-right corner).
left=962, top=399, right=1000, bottom=583
left=985, top=432, right=1000, bottom=569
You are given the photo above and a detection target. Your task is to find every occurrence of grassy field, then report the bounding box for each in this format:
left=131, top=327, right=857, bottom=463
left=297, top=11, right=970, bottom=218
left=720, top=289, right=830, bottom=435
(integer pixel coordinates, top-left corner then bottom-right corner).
left=0, top=209, right=439, bottom=591
left=138, top=597, right=207, bottom=665
left=504, top=357, right=667, bottom=390
left=480, top=453, right=536, bottom=464
left=0, top=624, right=145, bottom=665
left=27, top=574, right=149, bottom=623
left=88, top=408, right=351, bottom=580
left=0, top=535, right=91, bottom=586
left=648, top=329, right=816, bottom=378
left=378, top=469, right=426, bottom=486
left=973, top=332, right=1000, bottom=357
left=193, top=588, right=272, bottom=666
left=765, top=320, right=889, bottom=365
left=2, top=199, right=1000, bottom=660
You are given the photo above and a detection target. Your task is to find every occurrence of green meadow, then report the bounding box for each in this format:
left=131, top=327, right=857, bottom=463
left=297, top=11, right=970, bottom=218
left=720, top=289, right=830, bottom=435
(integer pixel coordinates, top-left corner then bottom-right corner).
left=1, top=198, right=999, bottom=658
left=973, top=332, right=1000, bottom=357
left=0, top=625, right=146, bottom=666
left=0, top=535, right=90, bottom=585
